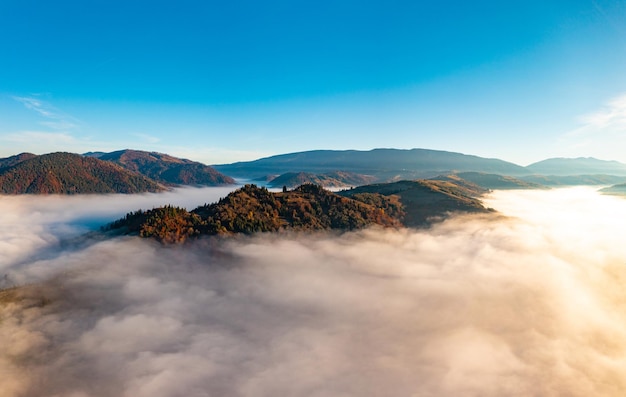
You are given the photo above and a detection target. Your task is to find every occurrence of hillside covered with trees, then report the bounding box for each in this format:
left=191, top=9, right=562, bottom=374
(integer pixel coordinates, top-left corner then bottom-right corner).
left=339, top=179, right=491, bottom=227
left=91, top=149, right=235, bottom=186
left=107, top=184, right=401, bottom=243
left=107, top=181, right=491, bottom=243
left=0, top=152, right=165, bottom=194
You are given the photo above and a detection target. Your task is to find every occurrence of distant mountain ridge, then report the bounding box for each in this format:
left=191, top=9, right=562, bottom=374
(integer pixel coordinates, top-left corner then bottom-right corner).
left=87, top=149, right=235, bottom=186
left=3, top=148, right=626, bottom=195
left=520, top=174, right=626, bottom=186
left=449, top=172, right=545, bottom=190
left=266, top=171, right=377, bottom=188
left=215, top=149, right=626, bottom=187
left=600, top=183, right=626, bottom=196
left=526, top=157, right=626, bottom=176
left=214, top=148, right=530, bottom=181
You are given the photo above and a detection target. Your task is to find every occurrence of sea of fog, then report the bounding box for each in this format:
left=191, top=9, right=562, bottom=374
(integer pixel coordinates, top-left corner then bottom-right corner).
left=1, top=186, right=626, bottom=396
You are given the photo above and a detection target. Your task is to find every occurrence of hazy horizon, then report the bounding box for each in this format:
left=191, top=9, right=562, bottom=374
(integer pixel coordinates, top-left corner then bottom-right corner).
left=3, top=147, right=626, bottom=170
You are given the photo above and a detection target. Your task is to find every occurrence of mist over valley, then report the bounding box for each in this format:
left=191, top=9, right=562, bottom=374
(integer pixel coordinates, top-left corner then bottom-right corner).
left=2, top=186, right=626, bottom=396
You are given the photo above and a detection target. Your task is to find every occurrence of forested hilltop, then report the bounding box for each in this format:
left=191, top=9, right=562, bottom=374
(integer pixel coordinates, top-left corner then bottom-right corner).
left=0, top=150, right=235, bottom=194
left=107, top=184, right=401, bottom=243
left=88, top=149, right=235, bottom=186
left=107, top=182, right=491, bottom=243
left=0, top=152, right=165, bottom=194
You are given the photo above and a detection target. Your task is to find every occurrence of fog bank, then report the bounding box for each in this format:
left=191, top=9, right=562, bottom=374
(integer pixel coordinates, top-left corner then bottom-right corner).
left=1, top=187, right=626, bottom=396
left=0, top=186, right=236, bottom=273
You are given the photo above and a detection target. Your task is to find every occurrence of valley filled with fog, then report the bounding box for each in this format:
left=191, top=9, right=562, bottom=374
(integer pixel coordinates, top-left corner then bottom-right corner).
left=2, top=187, right=626, bottom=396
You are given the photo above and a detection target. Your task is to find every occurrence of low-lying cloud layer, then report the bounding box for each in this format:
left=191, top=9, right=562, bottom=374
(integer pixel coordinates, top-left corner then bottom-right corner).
left=1, top=187, right=626, bottom=396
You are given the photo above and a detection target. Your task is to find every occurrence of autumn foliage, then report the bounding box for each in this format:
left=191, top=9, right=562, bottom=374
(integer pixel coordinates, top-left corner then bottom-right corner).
left=108, top=184, right=401, bottom=243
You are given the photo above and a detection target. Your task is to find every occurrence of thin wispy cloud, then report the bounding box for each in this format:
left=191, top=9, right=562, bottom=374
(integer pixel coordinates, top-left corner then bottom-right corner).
left=0, top=130, right=116, bottom=156
left=558, top=93, right=626, bottom=160
left=13, top=96, right=54, bottom=118
left=165, top=146, right=272, bottom=165
left=3, top=95, right=100, bottom=155
left=40, top=120, right=78, bottom=131
left=132, top=132, right=161, bottom=144
left=13, top=95, right=80, bottom=131
left=591, top=0, right=626, bottom=43
left=3, top=130, right=78, bottom=146
left=578, top=94, right=626, bottom=130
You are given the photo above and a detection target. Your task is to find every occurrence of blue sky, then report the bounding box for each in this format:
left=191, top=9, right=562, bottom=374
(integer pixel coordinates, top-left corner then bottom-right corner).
left=1, top=0, right=626, bottom=165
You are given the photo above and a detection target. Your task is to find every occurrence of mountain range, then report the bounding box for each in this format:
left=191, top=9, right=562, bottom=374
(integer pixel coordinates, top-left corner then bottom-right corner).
left=2, top=146, right=623, bottom=241
left=214, top=148, right=626, bottom=186
left=214, top=148, right=530, bottom=181
left=2, top=147, right=626, bottom=195
left=525, top=157, right=626, bottom=176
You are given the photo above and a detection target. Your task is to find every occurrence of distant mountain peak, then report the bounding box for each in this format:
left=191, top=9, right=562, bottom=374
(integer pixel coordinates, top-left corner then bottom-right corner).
left=526, top=157, right=626, bottom=176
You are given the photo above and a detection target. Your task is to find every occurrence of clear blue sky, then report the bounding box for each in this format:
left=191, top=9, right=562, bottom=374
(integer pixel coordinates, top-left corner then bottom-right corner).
left=1, top=0, right=626, bottom=165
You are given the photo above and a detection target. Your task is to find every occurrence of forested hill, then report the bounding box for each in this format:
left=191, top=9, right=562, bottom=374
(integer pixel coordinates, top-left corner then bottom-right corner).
left=0, top=152, right=165, bottom=194
left=107, top=181, right=491, bottom=243
left=107, top=184, right=401, bottom=243
left=338, top=179, right=490, bottom=227
left=91, top=149, right=235, bottom=186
